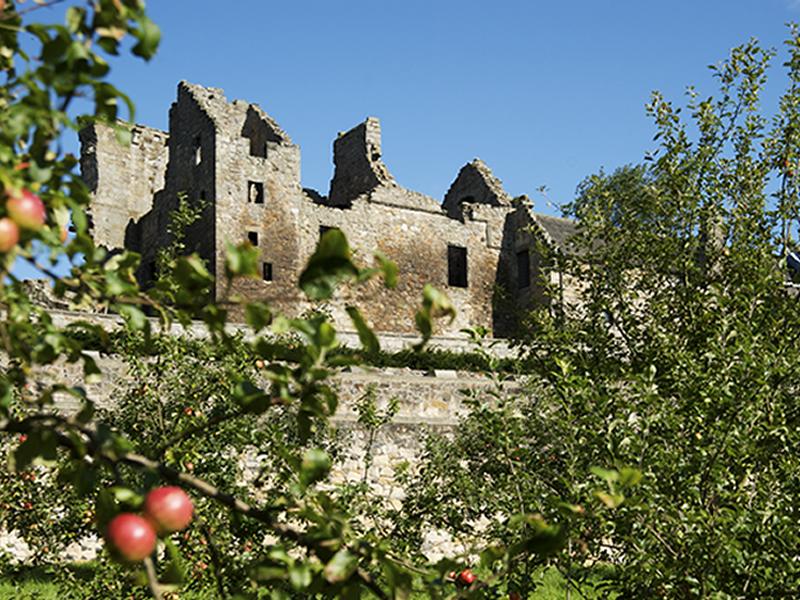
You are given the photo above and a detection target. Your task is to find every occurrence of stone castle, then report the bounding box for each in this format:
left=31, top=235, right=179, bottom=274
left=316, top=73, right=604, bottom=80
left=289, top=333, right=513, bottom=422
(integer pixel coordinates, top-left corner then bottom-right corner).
left=79, top=81, right=577, bottom=337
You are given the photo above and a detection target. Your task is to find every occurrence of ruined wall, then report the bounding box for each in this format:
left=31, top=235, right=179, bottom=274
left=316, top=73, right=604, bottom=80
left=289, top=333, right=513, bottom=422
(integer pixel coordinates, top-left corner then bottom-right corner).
left=442, top=159, right=513, bottom=220
left=171, top=84, right=517, bottom=335
left=81, top=81, right=581, bottom=339
left=135, top=84, right=220, bottom=283
left=79, top=123, right=169, bottom=250
left=328, top=117, right=396, bottom=207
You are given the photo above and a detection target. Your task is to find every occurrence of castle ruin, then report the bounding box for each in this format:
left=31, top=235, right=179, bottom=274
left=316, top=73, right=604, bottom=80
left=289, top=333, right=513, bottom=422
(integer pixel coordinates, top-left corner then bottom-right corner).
left=79, top=82, right=577, bottom=337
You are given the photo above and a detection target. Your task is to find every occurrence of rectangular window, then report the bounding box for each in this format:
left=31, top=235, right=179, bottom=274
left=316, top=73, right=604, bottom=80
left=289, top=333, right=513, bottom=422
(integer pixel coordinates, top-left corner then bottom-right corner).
left=517, top=249, right=530, bottom=289
left=447, top=245, right=468, bottom=288
left=262, top=262, right=273, bottom=282
left=193, top=135, right=202, bottom=166
left=247, top=231, right=259, bottom=246
left=248, top=181, right=264, bottom=204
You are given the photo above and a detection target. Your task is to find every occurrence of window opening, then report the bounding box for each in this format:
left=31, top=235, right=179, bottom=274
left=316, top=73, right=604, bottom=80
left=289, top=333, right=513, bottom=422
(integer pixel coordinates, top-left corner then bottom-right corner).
left=248, top=181, right=264, bottom=204
left=447, top=245, right=468, bottom=288
left=262, top=262, right=273, bottom=282
left=193, top=135, right=202, bottom=166
left=248, top=231, right=259, bottom=246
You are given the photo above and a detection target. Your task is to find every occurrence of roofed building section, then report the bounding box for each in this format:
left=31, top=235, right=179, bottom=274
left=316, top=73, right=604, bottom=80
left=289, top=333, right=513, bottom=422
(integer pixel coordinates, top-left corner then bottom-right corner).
left=532, top=213, right=578, bottom=253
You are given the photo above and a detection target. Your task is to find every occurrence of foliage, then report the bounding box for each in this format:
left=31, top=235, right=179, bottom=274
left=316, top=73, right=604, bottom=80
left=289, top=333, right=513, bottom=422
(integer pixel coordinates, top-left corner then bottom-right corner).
left=4, top=1, right=800, bottom=598
left=397, top=27, right=800, bottom=599
left=0, top=3, right=566, bottom=598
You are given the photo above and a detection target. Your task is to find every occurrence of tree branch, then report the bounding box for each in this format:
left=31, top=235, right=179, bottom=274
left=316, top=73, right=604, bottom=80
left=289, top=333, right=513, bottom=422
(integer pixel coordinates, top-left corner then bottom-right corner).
left=143, top=556, right=164, bottom=600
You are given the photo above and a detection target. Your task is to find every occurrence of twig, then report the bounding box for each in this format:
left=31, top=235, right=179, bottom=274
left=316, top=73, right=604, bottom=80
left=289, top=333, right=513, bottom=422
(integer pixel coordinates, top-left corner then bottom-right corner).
left=200, top=522, right=229, bottom=600
left=8, top=0, right=68, bottom=17
left=143, top=556, right=163, bottom=600
left=154, top=408, right=256, bottom=457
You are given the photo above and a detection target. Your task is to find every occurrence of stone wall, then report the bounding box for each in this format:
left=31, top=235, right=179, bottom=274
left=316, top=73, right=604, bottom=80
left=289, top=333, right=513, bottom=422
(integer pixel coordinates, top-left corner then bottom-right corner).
left=81, top=81, right=583, bottom=339
left=79, top=123, right=169, bottom=251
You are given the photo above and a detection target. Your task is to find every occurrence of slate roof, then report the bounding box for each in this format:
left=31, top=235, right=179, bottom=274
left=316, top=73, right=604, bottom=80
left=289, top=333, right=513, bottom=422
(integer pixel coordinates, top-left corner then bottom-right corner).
left=532, top=213, right=579, bottom=254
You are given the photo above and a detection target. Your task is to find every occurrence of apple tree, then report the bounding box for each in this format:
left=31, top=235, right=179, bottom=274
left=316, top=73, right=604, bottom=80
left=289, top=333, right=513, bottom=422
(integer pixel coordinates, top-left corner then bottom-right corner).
left=0, top=2, right=568, bottom=598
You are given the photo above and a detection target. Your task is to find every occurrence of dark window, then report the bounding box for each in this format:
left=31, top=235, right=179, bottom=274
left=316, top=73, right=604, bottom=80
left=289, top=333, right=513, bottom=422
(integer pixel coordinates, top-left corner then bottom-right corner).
left=193, top=136, right=202, bottom=165
left=517, top=249, right=530, bottom=289
left=249, top=139, right=268, bottom=158
left=199, top=189, right=207, bottom=201
left=262, top=262, right=273, bottom=282
left=248, top=181, right=264, bottom=204
left=247, top=231, right=259, bottom=246
left=447, top=245, right=468, bottom=288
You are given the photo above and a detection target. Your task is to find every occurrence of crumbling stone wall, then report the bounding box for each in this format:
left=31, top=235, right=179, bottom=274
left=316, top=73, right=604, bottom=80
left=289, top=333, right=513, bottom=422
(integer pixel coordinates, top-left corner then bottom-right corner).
left=80, top=81, right=582, bottom=338
left=79, top=123, right=169, bottom=251
left=442, top=158, right=513, bottom=220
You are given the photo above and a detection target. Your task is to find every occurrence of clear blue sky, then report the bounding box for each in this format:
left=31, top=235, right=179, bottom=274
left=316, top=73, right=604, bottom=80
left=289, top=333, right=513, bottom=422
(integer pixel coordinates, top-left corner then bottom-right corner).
left=16, top=0, right=800, bottom=277
left=105, top=0, right=800, bottom=211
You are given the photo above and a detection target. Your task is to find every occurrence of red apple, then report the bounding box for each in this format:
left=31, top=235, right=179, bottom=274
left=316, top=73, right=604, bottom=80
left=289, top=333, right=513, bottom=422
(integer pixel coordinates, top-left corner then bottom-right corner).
left=106, top=513, right=157, bottom=562
left=7, top=189, right=45, bottom=231
left=457, top=569, right=477, bottom=586
left=143, top=486, right=194, bottom=534
left=0, top=218, right=19, bottom=252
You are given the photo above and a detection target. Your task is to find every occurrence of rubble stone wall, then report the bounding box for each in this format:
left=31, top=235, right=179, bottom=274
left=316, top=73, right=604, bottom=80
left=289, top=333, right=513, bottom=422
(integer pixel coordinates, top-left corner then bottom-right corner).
left=81, top=81, right=583, bottom=339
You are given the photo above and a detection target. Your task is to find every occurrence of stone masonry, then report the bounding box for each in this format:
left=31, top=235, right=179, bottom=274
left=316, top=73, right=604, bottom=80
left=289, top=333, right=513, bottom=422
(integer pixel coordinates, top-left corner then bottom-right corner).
left=80, top=81, right=579, bottom=337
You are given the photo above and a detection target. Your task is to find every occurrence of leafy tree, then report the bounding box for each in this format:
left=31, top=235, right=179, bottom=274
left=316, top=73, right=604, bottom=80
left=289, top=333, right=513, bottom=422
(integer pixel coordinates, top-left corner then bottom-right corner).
left=400, top=28, right=800, bottom=599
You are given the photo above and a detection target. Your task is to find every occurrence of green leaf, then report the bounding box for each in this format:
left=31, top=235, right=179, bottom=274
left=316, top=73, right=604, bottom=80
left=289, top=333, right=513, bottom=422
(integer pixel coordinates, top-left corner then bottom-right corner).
left=299, top=229, right=359, bottom=300
left=590, top=466, right=619, bottom=484
left=161, top=538, right=186, bottom=584
left=375, top=251, right=398, bottom=288
left=299, top=448, right=332, bottom=489
left=288, top=563, right=312, bottom=590
left=346, top=306, right=380, bottom=354
left=131, top=16, right=161, bottom=60
left=323, top=549, right=358, bottom=584
left=245, top=302, right=272, bottom=332
left=116, top=304, right=148, bottom=332
left=225, top=242, right=259, bottom=279
left=233, top=379, right=271, bottom=414
left=12, top=429, right=58, bottom=471
left=413, top=285, right=456, bottom=350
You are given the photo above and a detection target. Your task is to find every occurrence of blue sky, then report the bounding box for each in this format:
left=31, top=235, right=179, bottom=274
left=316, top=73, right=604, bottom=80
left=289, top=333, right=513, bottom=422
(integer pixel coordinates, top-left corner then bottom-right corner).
left=104, top=0, right=800, bottom=211
left=15, top=0, right=800, bottom=277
